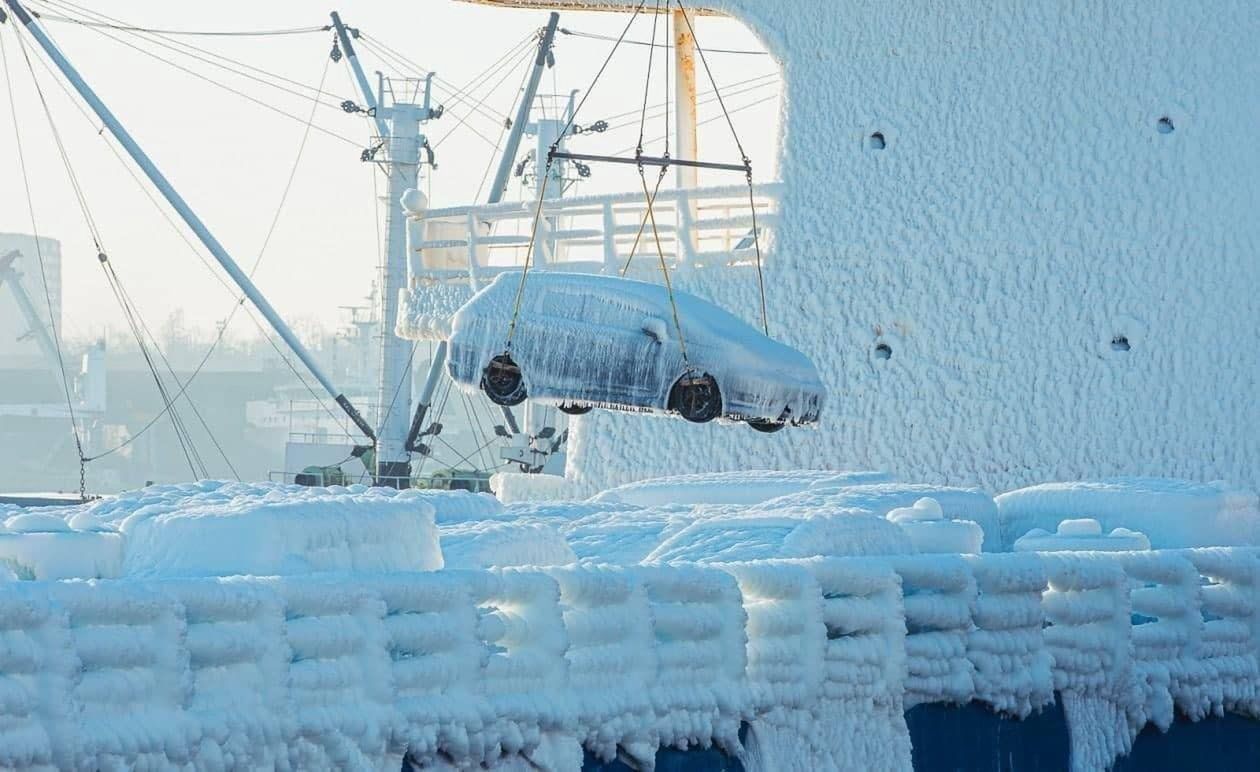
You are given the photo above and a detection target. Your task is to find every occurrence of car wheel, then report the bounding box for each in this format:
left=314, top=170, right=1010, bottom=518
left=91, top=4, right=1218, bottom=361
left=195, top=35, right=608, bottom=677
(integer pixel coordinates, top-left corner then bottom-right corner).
left=669, top=372, right=722, bottom=423
left=481, top=353, right=527, bottom=406
left=747, top=419, right=785, bottom=433
left=559, top=403, right=592, bottom=416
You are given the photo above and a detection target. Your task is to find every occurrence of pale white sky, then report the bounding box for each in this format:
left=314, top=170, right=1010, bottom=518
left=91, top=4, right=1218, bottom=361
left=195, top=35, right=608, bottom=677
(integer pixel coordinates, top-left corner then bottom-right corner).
left=0, top=0, right=780, bottom=344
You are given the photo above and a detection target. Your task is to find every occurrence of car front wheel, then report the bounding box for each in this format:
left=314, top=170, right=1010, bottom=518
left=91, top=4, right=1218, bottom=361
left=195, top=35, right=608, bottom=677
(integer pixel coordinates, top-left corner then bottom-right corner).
left=669, top=372, right=722, bottom=423
left=559, top=403, right=592, bottom=416
left=482, top=353, right=527, bottom=406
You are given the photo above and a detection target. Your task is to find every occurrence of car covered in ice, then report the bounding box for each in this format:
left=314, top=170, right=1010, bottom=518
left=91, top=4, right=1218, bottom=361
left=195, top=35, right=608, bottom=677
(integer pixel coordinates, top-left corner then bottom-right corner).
left=446, top=271, right=825, bottom=431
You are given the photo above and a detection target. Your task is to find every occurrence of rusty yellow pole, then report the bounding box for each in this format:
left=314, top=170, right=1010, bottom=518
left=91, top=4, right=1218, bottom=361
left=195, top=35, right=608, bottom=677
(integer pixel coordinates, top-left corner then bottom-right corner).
left=672, top=7, right=699, bottom=262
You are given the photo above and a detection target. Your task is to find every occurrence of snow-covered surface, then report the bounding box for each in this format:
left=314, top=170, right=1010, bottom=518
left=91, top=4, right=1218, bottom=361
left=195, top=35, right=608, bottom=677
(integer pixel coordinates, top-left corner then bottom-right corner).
left=1014, top=518, right=1151, bottom=552
left=491, top=471, right=579, bottom=503
left=997, top=478, right=1260, bottom=550
left=400, top=487, right=505, bottom=524
left=116, top=483, right=443, bottom=577
left=0, top=511, right=123, bottom=580
left=889, top=497, right=984, bottom=554
left=1, top=474, right=1258, bottom=768
left=0, top=531, right=123, bottom=580
left=0, top=546, right=1258, bottom=769
left=750, top=483, right=1002, bottom=551
left=440, top=521, right=577, bottom=568
left=542, top=0, right=1260, bottom=501
left=646, top=509, right=912, bottom=563
left=0, top=482, right=445, bottom=578
left=560, top=505, right=694, bottom=564
left=397, top=279, right=473, bottom=341
left=447, top=271, right=825, bottom=425
left=592, top=469, right=892, bottom=507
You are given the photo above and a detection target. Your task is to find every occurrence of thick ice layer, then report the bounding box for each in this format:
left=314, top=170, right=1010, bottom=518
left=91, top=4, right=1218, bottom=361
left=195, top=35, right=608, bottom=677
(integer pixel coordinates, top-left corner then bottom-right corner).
left=123, top=487, right=441, bottom=577
left=889, top=498, right=984, bottom=554
left=963, top=553, right=1055, bottom=717
left=1014, top=518, right=1151, bottom=552
left=759, top=483, right=1002, bottom=551
left=397, top=280, right=474, bottom=341
left=440, top=521, right=577, bottom=568
left=408, top=489, right=505, bottom=525
left=560, top=506, right=695, bottom=564
left=0, top=512, right=124, bottom=580
left=0, top=548, right=1257, bottom=769
left=446, top=271, right=825, bottom=425
left=646, top=509, right=913, bottom=564
left=592, top=469, right=892, bottom=507
left=0, top=531, right=123, bottom=580
left=893, top=554, right=978, bottom=707
left=1040, top=553, right=1144, bottom=770
left=996, top=478, right=1260, bottom=550
left=491, top=472, right=579, bottom=504
left=16, top=481, right=444, bottom=578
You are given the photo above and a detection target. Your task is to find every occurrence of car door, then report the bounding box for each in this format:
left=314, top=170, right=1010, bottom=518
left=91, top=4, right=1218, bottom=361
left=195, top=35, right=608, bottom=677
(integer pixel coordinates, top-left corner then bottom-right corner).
left=541, top=281, right=671, bottom=408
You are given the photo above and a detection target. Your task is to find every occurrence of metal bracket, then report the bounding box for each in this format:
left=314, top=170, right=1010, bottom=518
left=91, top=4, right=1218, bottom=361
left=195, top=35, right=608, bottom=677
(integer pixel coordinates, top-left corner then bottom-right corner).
left=549, top=150, right=747, bottom=173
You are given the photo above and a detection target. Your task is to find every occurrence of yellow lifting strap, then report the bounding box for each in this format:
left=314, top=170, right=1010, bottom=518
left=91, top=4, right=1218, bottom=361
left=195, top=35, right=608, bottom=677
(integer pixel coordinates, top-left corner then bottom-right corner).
left=636, top=162, right=691, bottom=365
left=504, top=157, right=554, bottom=350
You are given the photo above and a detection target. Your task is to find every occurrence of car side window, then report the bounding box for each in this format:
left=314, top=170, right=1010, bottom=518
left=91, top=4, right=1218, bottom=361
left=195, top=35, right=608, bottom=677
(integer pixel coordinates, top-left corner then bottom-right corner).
left=546, top=283, right=655, bottom=332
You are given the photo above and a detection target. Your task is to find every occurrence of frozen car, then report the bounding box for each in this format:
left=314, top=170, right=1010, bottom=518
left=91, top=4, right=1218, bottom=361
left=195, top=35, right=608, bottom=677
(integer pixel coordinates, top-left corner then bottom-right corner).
left=446, top=271, right=825, bottom=432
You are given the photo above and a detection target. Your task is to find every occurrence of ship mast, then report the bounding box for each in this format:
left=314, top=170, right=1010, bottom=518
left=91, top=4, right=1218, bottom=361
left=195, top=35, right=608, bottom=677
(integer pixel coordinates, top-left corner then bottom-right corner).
left=331, top=11, right=440, bottom=488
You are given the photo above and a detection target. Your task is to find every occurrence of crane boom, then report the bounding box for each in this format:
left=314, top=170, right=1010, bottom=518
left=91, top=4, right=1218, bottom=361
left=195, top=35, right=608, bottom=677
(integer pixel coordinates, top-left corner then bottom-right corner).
left=0, top=0, right=376, bottom=442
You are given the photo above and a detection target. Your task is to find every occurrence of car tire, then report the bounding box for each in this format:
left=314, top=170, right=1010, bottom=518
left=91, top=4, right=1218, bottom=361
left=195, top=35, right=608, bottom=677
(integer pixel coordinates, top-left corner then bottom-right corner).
left=559, top=404, right=592, bottom=416
left=669, top=372, right=722, bottom=423
left=482, top=353, right=527, bottom=406
left=747, top=419, right=785, bottom=433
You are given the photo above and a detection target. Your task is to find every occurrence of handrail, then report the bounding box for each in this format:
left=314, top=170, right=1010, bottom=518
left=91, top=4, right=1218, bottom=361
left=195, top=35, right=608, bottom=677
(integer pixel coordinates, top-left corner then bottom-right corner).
left=409, top=181, right=783, bottom=221
left=403, top=181, right=782, bottom=283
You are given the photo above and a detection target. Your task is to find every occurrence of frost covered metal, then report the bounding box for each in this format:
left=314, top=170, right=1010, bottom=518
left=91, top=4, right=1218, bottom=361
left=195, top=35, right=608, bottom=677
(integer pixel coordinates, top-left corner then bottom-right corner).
left=0, top=548, right=1258, bottom=769
left=446, top=271, right=825, bottom=427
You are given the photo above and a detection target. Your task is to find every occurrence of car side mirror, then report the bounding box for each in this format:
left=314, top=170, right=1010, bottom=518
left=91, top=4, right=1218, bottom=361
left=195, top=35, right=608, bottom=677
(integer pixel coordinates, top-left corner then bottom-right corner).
left=641, top=316, right=668, bottom=343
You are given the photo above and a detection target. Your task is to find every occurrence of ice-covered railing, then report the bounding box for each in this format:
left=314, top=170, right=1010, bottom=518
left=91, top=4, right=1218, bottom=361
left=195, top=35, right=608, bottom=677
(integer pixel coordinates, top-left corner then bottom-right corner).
left=1040, top=553, right=1142, bottom=771
left=4, top=549, right=1260, bottom=770
left=1116, top=551, right=1205, bottom=730
left=634, top=564, right=748, bottom=754
left=963, top=553, right=1054, bottom=716
left=398, top=183, right=781, bottom=340
left=787, top=557, right=914, bottom=768
left=546, top=565, right=655, bottom=764
left=893, top=554, right=977, bottom=707
left=1181, top=548, right=1260, bottom=717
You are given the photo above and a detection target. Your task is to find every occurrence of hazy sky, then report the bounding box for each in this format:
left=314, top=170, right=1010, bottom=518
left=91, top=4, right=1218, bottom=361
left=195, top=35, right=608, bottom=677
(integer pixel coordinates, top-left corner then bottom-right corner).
left=0, top=0, right=780, bottom=344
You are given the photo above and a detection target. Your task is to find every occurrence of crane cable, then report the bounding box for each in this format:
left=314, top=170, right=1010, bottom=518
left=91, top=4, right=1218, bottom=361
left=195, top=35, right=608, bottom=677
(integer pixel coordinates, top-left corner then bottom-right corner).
left=0, top=27, right=89, bottom=497
left=507, top=0, right=693, bottom=365
left=504, top=0, right=649, bottom=351
left=28, top=16, right=358, bottom=448
left=674, top=0, right=768, bottom=334
left=34, top=0, right=362, bottom=148
left=6, top=20, right=245, bottom=480
left=621, top=0, right=670, bottom=277
left=9, top=23, right=206, bottom=479
left=625, top=0, right=691, bottom=363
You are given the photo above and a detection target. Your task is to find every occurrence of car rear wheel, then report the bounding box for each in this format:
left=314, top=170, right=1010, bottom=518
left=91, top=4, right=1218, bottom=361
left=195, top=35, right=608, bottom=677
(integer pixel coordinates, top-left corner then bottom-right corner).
left=747, top=419, right=785, bottom=433
left=669, top=372, right=722, bottom=423
left=482, top=353, right=527, bottom=406
left=559, top=403, right=592, bottom=416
